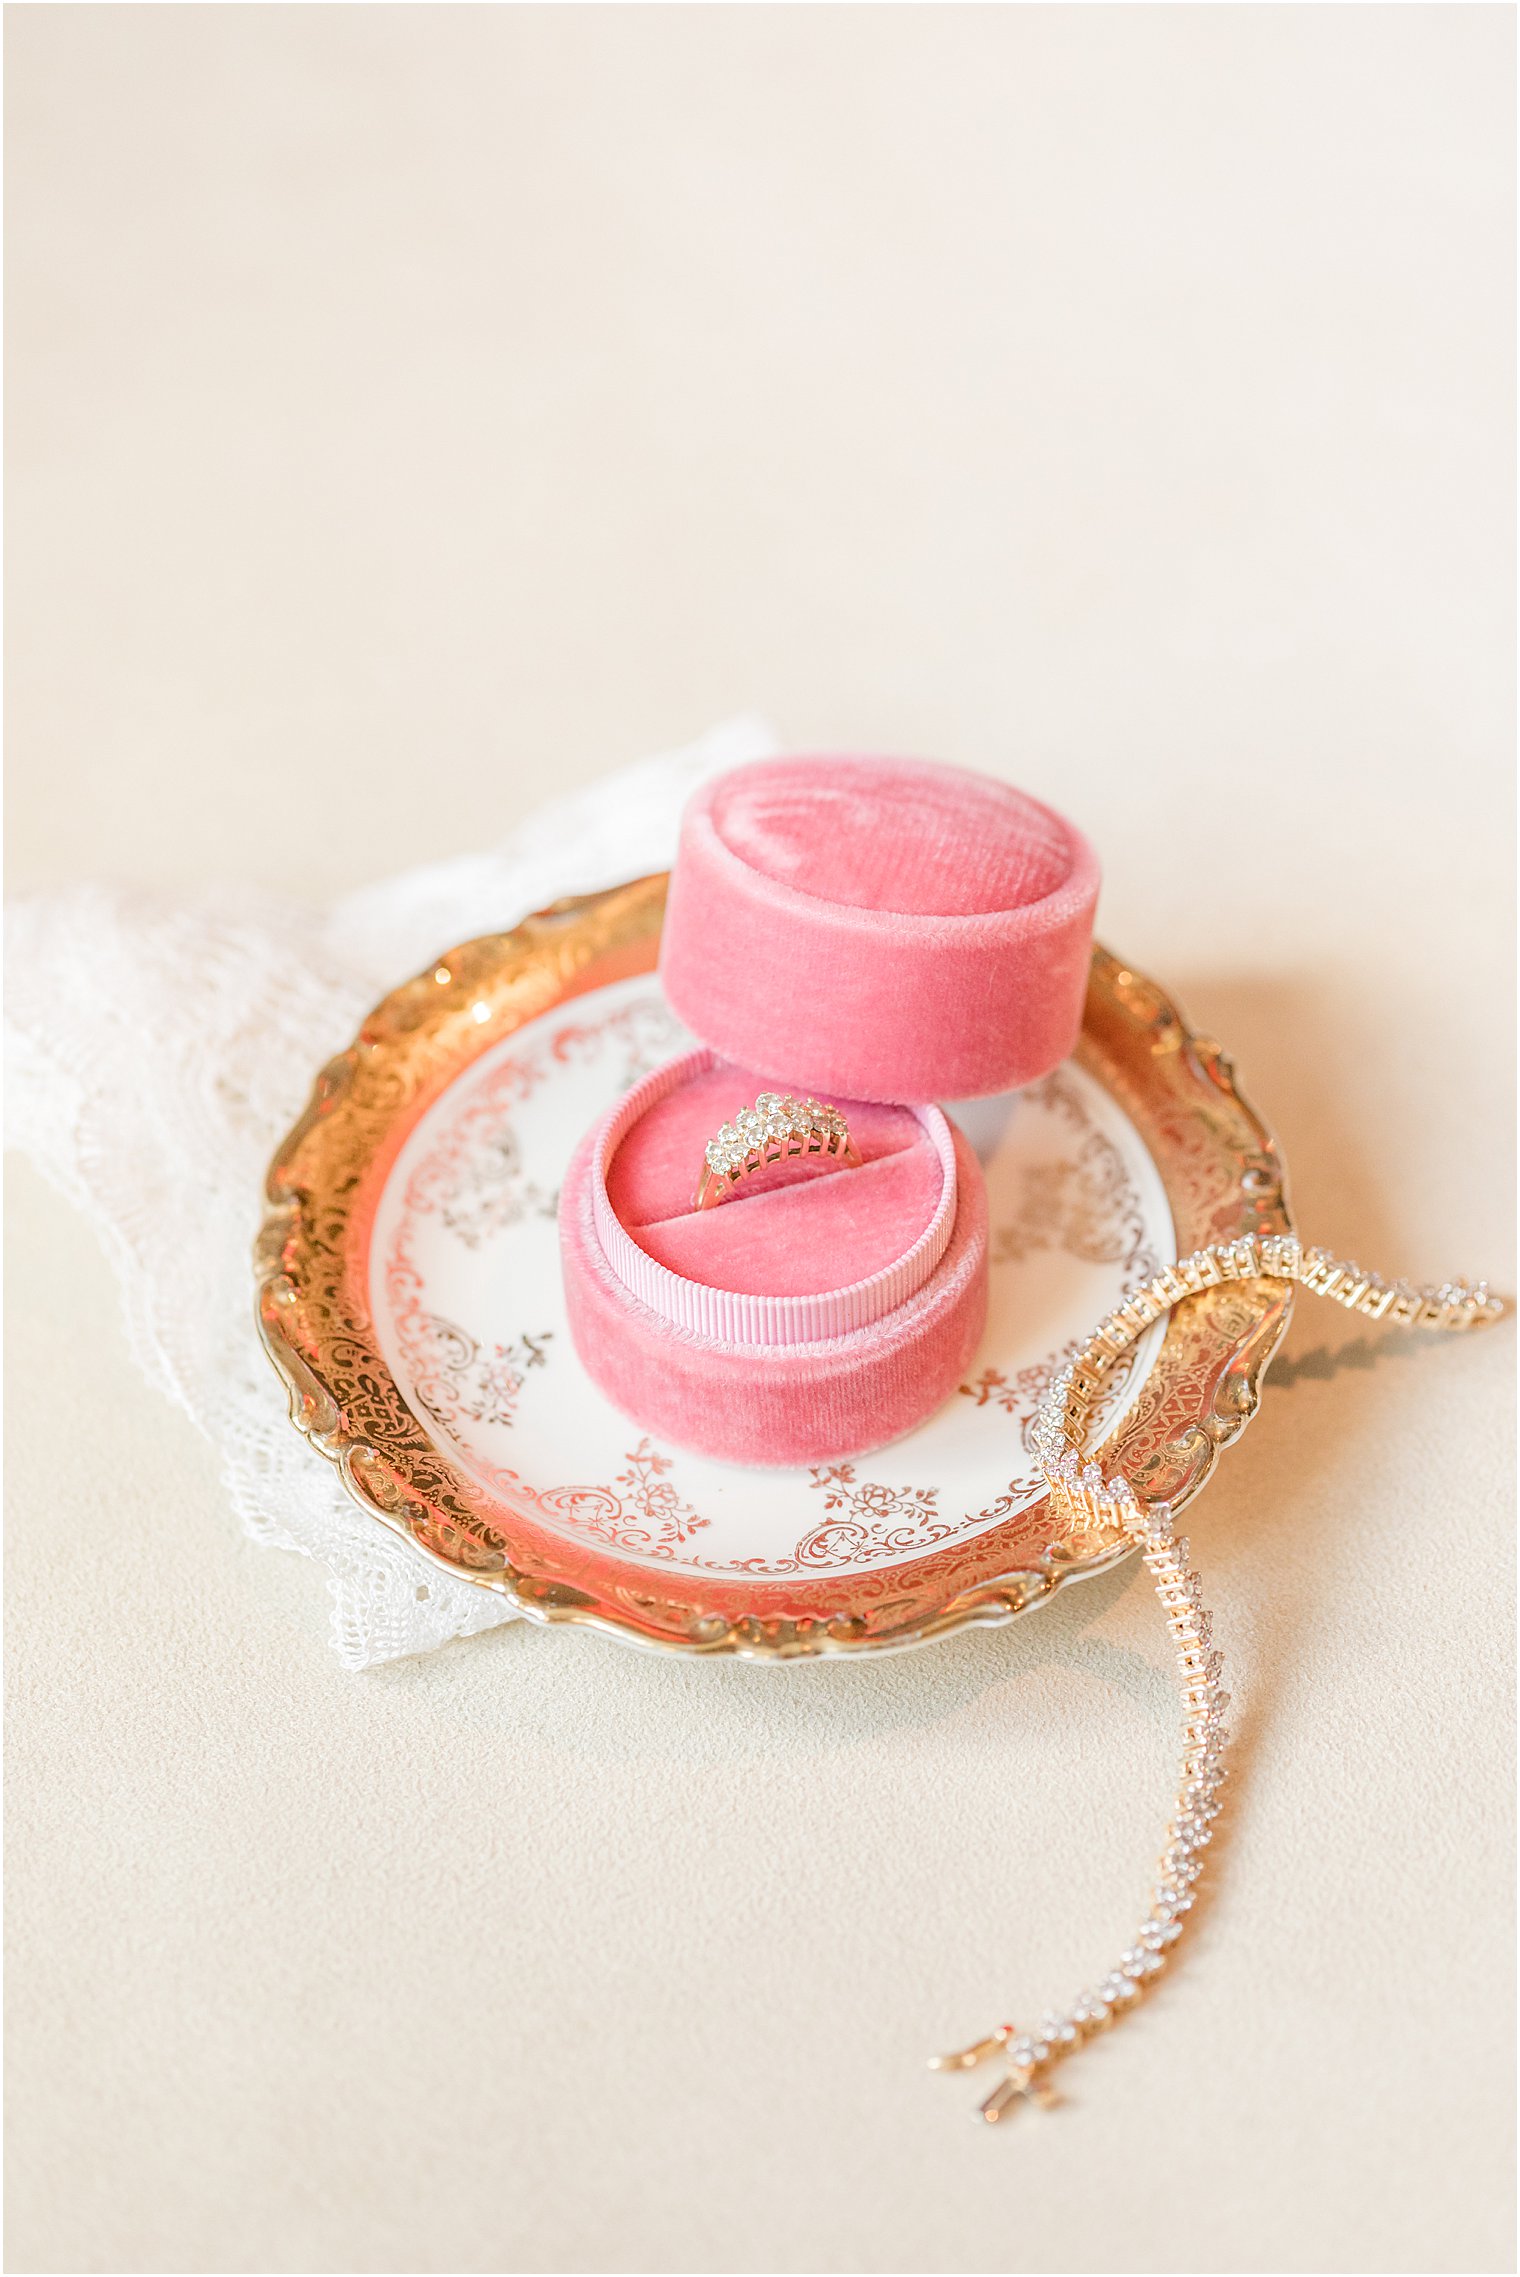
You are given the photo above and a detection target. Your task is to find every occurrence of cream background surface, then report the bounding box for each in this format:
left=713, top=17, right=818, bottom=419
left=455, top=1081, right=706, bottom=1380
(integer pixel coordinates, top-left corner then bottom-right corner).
left=5, top=7, right=1514, bottom=2273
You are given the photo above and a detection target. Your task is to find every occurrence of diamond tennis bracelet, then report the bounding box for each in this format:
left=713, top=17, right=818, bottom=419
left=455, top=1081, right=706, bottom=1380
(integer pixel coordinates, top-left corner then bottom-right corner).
left=933, top=1234, right=1501, bottom=2121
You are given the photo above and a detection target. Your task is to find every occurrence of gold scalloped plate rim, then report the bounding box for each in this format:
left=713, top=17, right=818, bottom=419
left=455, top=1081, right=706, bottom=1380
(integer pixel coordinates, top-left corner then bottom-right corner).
left=256, top=875, right=1294, bottom=1661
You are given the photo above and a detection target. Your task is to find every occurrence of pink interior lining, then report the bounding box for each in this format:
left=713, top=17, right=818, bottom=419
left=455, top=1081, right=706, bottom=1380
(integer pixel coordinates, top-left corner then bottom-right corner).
left=595, top=1051, right=955, bottom=1333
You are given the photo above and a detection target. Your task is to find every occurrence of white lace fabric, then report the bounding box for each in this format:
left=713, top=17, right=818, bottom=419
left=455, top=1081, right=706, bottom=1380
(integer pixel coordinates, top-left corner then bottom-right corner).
left=4, top=717, right=780, bottom=1667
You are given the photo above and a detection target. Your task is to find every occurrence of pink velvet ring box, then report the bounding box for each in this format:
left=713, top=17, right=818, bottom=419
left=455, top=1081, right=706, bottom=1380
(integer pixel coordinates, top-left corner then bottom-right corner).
left=558, top=754, right=1099, bottom=1468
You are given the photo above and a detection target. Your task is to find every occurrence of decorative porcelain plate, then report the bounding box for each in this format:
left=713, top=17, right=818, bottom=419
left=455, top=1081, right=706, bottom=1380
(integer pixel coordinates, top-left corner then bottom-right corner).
left=257, top=875, right=1293, bottom=1659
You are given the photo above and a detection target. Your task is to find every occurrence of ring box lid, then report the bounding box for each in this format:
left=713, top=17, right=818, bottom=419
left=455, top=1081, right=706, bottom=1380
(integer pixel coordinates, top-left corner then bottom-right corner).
left=659, top=754, right=1099, bottom=1104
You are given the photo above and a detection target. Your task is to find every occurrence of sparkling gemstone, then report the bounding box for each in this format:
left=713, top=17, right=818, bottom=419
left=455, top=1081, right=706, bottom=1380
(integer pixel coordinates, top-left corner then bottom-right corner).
left=1122, top=1950, right=1164, bottom=1978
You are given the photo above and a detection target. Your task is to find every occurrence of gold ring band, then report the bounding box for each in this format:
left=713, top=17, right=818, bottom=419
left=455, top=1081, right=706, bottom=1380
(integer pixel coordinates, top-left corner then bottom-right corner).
left=694, top=1091, right=862, bottom=1211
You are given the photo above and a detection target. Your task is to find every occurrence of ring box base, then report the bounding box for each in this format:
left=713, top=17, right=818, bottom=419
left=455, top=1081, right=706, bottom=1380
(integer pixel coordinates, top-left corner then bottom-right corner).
left=560, top=1106, right=989, bottom=1469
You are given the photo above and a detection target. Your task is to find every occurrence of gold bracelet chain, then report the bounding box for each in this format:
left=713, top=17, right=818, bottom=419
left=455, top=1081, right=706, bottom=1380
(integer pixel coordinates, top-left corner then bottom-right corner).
left=932, top=1235, right=1502, bottom=2122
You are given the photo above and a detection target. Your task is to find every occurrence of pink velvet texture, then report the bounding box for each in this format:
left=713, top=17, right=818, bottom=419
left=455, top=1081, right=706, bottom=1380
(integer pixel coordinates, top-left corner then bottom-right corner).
left=560, top=1058, right=989, bottom=1467
left=660, top=754, right=1099, bottom=1103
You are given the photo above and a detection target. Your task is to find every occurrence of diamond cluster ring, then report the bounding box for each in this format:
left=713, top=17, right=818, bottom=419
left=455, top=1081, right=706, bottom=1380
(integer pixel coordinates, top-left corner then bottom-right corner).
left=694, top=1091, right=863, bottom=1211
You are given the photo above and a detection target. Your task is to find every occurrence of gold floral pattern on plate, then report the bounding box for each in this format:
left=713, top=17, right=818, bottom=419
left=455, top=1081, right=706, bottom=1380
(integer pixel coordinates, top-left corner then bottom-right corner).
left=256, top=875, right=1292, bottom=1659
